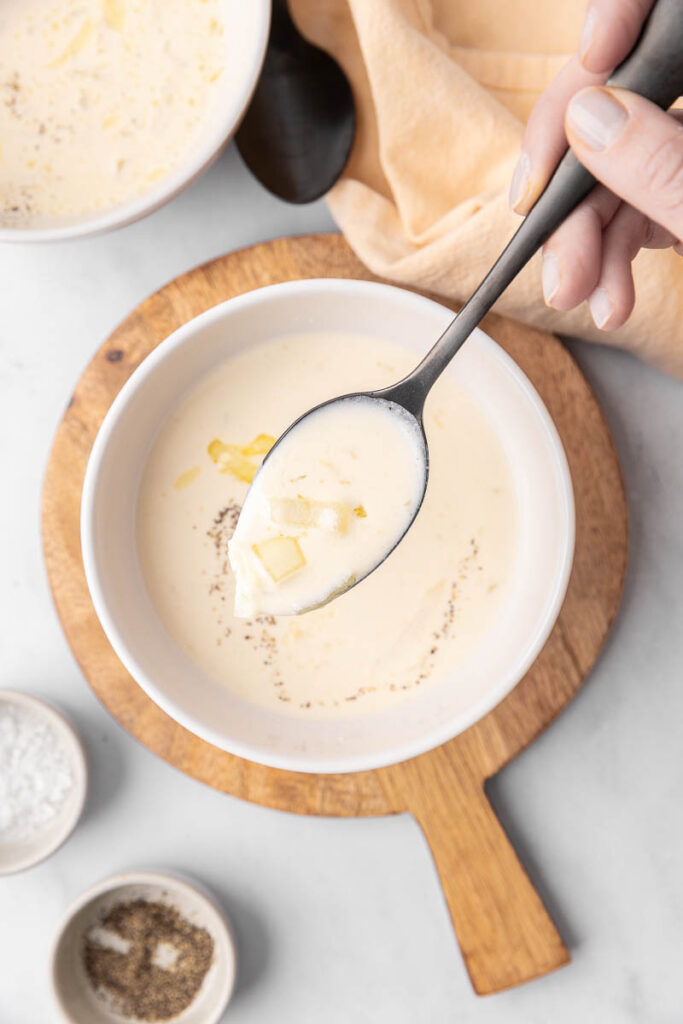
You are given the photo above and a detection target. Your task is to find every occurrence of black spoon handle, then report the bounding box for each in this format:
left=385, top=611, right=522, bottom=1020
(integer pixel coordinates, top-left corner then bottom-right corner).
left=269, top=0, right=300, bottom=51
left=404, top=0, right=683, bottom=400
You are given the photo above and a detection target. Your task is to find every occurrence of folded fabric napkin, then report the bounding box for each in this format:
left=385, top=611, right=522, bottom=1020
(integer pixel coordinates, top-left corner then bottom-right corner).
left=292, top=0, right=683, bottom=377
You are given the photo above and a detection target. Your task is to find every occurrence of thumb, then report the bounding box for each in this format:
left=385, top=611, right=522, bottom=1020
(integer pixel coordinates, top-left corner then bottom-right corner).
left=565, top=86, right=683, bottom=241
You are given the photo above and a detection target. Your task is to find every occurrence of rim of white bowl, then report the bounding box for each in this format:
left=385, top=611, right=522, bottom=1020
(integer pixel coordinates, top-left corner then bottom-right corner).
left=0, top=2, right=270, bottom=244
left=0, top=689, right=88, bottom=874
left=51, top=869, right=237, bottom=1024
left=81, top=279, right=576, bottom=774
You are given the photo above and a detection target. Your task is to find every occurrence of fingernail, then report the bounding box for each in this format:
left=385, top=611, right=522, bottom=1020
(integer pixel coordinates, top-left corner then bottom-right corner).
left=542, top=251, right=560, bottom=304
left=589, top=286, right=612, bottom=328
left=509, top=151, right=531, bottom=210
left=579, top=7, right=596, bottom=61
left=567, top=88, right=628, bottom=150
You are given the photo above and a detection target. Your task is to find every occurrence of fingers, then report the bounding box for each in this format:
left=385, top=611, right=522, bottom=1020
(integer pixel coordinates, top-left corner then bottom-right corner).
left=578, top=0, right=654, bottom=74
left=541, top=185, right=620, bottom=310
left=510, top=56, right=607, bottom=215
left=541, top=181, right=678, bottom=329
left=542, top=194, right=678, bottom=331
left=565, top=87, right=683, bottom=240
left=588, top=203, right=679, bottom=330
left=587, top=204, right=643, bottom=329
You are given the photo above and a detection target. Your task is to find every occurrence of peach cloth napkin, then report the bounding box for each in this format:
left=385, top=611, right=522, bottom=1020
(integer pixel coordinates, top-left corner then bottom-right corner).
left=291, top=0, right=683, bottom=377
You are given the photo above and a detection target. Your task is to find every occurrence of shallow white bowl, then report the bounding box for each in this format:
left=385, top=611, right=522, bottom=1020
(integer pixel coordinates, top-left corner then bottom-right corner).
left=81, top=279, right=575, bottom=774
left=0, top=690, right=87, bottom=874
left=0, top=1, right=269, bottom=243
left=51, top=870, right=236, bottom=1024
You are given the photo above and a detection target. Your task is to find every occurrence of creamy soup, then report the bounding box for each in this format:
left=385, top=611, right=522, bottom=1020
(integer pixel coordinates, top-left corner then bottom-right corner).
left=0, top=0, right=226, bottom=224
left=228, top=396, right=427, bottom=617
left=137, top=332, right=518, bottom=718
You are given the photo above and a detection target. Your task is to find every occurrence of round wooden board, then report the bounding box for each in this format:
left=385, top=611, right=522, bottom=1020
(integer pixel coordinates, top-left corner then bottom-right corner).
left=43, top=234, right=627, bottom=996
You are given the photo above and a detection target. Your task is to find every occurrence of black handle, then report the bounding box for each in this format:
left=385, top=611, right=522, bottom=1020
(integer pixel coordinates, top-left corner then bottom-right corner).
left=269, top=0, right=301, bottom=52
left=403, top=0, right=683, bottom=400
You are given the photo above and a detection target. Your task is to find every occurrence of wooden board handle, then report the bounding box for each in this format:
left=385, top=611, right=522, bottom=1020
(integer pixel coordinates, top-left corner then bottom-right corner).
left=382, top=747, right=570, bottom=994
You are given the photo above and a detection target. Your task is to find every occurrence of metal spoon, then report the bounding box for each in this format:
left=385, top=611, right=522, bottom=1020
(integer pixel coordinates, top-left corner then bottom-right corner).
left=246, top=0, right=683, bottom=608
left=235, top=0, right=356, bottom=204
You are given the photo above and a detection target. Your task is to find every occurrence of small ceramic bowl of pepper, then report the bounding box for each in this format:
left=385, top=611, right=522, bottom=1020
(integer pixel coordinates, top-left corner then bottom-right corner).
left=51, top=870, right=237, bottom=1024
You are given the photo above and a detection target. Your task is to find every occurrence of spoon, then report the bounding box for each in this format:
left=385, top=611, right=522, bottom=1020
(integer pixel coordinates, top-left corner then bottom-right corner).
left=235, top=0, right=356, bottom=204
left=236, top=0, right=683, bottom=613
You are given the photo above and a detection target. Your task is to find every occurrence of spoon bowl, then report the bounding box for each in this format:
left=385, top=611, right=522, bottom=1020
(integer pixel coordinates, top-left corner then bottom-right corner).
left=235, top=0, right=355, bottom=203
left=229, top=389, right=428, bottom=616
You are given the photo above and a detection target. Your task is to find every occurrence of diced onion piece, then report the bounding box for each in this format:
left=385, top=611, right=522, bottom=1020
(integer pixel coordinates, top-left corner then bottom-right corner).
left=220, top=453, right=257, bottom=483
left=207, top=439, right=229, bottom=463
left=253, top=536, right=306, bottom=583
left=103, top=0, right=125, bottom=31
left=49, top=19, right=94, bottom=67
left=241, top=433, right=276, bottom=456
left=269, top=497, right=316, bottom=527
left=269, top=497, right=351, bottom=533
left=207, top=439, right=257, bottom=483
left=174, top=466, right=201, bottom=490
left=317, top=503, right=350, bottom=533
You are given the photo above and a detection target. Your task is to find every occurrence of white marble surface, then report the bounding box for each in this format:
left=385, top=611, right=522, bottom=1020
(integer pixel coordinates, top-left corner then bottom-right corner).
left=1, top=143, right=682, bottom=1023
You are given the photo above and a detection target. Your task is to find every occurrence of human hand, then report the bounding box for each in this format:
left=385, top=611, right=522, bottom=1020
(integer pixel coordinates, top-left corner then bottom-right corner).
left=509, top=0, right=683, bottom=331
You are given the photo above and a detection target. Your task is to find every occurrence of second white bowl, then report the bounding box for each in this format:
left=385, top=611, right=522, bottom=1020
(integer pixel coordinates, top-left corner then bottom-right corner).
left=0, top=0, right=269, bottom=243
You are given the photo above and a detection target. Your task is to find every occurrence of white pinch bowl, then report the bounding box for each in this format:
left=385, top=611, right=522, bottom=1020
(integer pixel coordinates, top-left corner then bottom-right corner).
left=51, top=870, right=236, bottom=1024
left=0, top=1, right=269, bottom=243
left=81, top=279, right=575, bottom=774
left=0, top=689, right=87, bottom=874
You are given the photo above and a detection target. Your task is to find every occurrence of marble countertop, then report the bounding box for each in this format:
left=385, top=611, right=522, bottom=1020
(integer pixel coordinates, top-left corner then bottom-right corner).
left=1, top=145, right=682, bottom=1024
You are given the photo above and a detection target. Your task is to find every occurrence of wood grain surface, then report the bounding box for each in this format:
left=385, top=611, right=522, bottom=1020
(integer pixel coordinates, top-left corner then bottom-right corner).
left=42, top=234, right=628, bottom=995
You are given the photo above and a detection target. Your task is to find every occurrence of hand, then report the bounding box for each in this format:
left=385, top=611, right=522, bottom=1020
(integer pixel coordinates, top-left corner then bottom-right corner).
left=509, top=0, right=683, bottom=331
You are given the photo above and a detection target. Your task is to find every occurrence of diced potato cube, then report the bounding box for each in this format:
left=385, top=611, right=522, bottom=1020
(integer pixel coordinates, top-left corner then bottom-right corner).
left=253, top=536, right=306, bottom=583
left=241, top=433, right=276, bottom=456
left=269, top=497, right=351, bottom=533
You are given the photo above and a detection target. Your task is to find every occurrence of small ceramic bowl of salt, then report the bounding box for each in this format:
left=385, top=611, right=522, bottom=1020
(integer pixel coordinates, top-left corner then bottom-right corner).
left=0, top=689, right=87, bottom=874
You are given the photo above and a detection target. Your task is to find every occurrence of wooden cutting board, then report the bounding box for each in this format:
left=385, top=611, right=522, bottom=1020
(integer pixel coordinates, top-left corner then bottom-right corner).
left=42, top=234, right=628, bottom=996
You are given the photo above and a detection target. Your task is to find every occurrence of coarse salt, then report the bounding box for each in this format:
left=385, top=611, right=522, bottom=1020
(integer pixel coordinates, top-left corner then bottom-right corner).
left=0, top=703, right=74, bottom=843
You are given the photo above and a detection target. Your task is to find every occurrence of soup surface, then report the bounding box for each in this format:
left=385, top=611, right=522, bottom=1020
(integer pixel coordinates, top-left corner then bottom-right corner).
left=137, top=332, right=518, bottom=718
left=0, top=0, right=226, bottom=224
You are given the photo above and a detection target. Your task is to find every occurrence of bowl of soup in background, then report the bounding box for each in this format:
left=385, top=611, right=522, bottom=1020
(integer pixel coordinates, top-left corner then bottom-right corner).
left=0, top=0, right=269, bottom=243
left=81, top=280, right=575, bottom=774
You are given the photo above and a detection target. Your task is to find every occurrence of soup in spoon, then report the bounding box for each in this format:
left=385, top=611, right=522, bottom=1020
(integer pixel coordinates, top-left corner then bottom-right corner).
left=228, top=396, right=427, bottom=617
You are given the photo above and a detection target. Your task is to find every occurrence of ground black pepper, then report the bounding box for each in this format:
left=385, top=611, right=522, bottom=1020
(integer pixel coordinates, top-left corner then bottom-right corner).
left=83, top=899, right=214, bottom=1021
